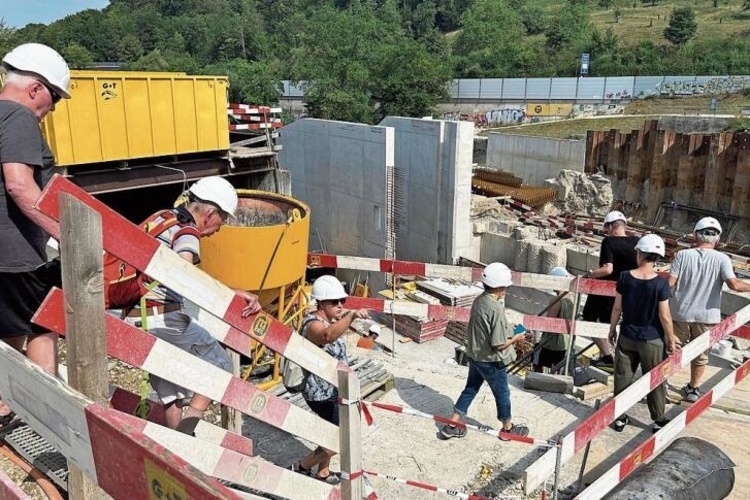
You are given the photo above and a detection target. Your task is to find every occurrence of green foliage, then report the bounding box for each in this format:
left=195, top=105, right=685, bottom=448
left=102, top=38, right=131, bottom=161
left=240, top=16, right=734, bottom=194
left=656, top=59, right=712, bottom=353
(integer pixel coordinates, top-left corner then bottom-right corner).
left=598, top=0, right=614, bottom=9
left=62, top=42, right=94, bottom=69
left=725, top=117, right=750, bottom=132
left=206, top=59, right=282, bottom=105
left=664, top=7, right=697, bottom=45
left=520, top=6, right=548, bottom=35
left=545, top=4, right=593, bottom=52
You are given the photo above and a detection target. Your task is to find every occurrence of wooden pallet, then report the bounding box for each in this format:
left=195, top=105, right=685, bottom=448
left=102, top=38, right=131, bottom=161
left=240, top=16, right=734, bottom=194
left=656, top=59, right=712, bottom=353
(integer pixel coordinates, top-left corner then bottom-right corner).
left=362, top=373, right=396, bottom=402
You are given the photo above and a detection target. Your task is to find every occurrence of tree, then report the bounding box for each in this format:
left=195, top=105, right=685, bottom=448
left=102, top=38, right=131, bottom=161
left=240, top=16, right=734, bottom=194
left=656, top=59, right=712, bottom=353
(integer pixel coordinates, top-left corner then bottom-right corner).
left=544, top=4, right=593, bottom=51
left=664, top=7, right=697, bottom=45
left=63, top=43, right=94, bottom=68
left=598, top=0, right=614, bottom=9
left=520, top=6, right=547, bottom=35
left=453, top=0, right=526, bottom=77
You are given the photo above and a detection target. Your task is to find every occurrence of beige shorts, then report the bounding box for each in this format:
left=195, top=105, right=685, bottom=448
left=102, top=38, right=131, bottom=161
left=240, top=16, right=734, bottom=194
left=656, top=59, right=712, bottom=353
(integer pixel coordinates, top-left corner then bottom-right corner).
left=673, top=321, right=713, bottom=366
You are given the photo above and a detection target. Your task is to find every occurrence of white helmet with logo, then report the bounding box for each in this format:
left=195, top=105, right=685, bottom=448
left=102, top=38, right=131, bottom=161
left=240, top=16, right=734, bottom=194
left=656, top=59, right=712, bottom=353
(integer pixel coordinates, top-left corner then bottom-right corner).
left=604, top=211, right=627, bottom=224
left=2, top=43, right=71, bottom=99
left=311, top=275, right=347, bottom=301
left=694, top=217, right=722, bottom=235
left=635, top=234, right=665, bottom=257
left=189, top=176, right=238, bottom=217
left=481, top=262, right=513, bottom=288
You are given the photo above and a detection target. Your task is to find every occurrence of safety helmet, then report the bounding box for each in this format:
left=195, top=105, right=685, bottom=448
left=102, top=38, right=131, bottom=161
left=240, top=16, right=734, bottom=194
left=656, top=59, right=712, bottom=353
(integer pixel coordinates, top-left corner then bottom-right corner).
left=2, top=43, right=71, bottom=99
left=481, top=262, right=513, bottom=288
left=635, top=234, right=665, bottom=257
left=310, top=275, right=347, bottom=301
left=548, top=266, right=570, bottom=277
left=369, top=324, right=381, bottom=336
left=189, top=176, right=238, bottom=217
left=694, top=217, right=722, bottom=235
left=603, top=211, right=627, bottom=224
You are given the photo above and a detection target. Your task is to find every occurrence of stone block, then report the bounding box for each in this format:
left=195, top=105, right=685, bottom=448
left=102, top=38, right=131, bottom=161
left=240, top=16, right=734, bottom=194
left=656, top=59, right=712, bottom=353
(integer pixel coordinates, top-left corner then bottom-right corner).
left=524, top=372, right=574, bottom=394
left=573, top=382, right=612, bottom=401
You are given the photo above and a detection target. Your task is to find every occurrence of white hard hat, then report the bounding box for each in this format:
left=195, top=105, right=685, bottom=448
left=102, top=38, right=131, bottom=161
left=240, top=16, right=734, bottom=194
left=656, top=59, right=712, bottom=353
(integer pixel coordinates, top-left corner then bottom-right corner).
left=189, top=176, right=238, bottom=217
left=311, top=275, right=347, bottom=301
left=3, top=43, right=71, bottom=99
left=368, top=324, right=381, bottom=335
left=604, top=211, right=627, bottom=224
left=548, top=266, right=570, bottom=277
left=635, top=234, right=665, bottom=257
left=694, top=217, right=722, bottom=235
left=481, top=262, right=513, bottom=288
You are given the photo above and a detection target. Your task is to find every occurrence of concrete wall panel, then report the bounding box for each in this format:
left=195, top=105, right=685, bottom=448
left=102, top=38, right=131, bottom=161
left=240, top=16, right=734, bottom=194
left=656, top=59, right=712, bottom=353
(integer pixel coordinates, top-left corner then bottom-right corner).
left=277, top=119, right=393, bottom=284
left=486, top=133, right=586, bottom=185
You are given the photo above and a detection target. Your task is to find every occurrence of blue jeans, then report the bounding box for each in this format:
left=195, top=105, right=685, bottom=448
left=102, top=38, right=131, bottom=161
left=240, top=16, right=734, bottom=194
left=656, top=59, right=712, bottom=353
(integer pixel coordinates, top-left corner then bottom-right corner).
left=454, top=360, right=512, bottom=423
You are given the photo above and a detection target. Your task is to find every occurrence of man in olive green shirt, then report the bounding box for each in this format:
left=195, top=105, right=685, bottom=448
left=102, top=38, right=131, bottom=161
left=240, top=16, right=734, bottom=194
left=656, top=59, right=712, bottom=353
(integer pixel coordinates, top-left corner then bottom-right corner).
left=441, top=262, right=530, bottom=440
left=533, top=267, right=573, bottom=372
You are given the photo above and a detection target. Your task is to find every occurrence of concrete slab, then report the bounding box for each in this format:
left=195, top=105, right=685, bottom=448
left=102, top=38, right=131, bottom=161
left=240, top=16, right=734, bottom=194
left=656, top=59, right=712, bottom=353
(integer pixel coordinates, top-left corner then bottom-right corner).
left=379, top=117, right=474, bottom=265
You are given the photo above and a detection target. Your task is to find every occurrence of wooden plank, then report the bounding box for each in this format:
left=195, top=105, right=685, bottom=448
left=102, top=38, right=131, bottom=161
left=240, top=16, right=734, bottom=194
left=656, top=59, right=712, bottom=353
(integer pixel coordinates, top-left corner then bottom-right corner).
left=34, top=288, right=340, bottom=453
left=339, top=369, right=363, bottom=500
left=59, top=192, right=110, bottom=500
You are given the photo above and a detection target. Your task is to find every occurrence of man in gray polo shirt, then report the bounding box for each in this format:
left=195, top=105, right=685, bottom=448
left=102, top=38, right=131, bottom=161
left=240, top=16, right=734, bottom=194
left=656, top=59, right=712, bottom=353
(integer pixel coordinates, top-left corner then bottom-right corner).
left=440, top=262, right=529, bottom=439
left=669, top=217, right=750, bottom=402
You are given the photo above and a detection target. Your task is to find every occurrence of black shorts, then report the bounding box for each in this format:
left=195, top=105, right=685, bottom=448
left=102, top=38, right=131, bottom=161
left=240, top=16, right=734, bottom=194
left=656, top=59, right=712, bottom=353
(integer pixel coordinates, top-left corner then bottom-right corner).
left=534, top=348, right=566, bottom=369
left=0, top=260, right=61, bottom=338
left=306, top=397, right=340, bottom=426
left=581, top=294, right=615, bottom=323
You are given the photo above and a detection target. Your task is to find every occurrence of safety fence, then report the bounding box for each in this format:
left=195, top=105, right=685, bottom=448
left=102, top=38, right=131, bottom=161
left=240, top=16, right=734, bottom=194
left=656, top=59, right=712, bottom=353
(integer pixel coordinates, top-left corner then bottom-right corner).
left=576, top=357, right=750, bottom=499
left=523, top=301, right=750, bottom=494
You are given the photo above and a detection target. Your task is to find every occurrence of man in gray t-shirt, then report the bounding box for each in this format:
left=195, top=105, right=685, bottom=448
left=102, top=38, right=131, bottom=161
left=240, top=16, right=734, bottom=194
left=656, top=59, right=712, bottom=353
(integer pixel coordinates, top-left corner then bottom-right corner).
left=669, top=217, right=750, bottom=402
left=0, top=44, right=71, bottom=425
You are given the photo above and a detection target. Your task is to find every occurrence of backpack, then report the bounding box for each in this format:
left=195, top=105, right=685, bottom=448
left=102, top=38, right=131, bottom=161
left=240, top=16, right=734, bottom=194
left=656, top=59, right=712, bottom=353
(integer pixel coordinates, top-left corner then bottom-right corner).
left=281, top=317, right=318, bottom=393
left=104, top=209, right=197, bottom=309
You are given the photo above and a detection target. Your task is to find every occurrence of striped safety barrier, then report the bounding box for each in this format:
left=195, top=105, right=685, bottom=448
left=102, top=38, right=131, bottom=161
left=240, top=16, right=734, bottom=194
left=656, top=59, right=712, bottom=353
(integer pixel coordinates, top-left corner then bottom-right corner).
left=576, top=358, right=750, bottom=500
left=36, top=175, right=344, bottom=388
left=228, top=104, right=282, bottom=114
left=0, top=469, right=28, bottom=500
left=0, top=341, right=243, bottom=499
left=523, top=301, right=750, bottom=494
left=307, top=253, right=617, bottom=297
left=34, top=288, right=341, bottom=453
left=229, top=123, right=281, bottom=131
left=364, top=400, right=555, bottom=447
left=363, top=470, right=490, bottom=500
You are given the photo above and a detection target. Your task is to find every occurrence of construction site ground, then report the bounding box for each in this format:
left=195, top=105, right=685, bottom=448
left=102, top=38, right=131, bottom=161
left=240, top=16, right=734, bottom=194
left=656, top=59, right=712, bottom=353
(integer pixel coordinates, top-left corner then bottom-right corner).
left=238, top=327, right=750, bottom=499
left=2, top=322, right=750, bottom=499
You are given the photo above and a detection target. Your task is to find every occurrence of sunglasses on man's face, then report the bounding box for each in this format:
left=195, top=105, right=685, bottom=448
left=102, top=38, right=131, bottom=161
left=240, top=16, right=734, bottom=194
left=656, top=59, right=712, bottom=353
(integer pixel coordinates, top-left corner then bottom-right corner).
left=325, top=298, right=346, bottom=306
left=40, top=81, right=61, bottom=104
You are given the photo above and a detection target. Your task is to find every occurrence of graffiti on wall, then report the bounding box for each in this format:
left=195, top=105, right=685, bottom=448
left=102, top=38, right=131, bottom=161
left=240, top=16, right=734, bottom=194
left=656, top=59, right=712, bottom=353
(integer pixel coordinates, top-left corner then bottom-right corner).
left=525, top=103, right=573, bottom=117
left=653, top=76, right=750, bottom=97
left=441, top=107, right=529, bottom=127
left=605, top=89, right=631, bottom=100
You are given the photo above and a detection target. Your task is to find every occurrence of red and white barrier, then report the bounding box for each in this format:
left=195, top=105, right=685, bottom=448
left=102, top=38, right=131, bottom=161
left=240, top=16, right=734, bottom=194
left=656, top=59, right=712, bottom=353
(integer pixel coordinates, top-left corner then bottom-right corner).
left=0, top=340, right=243, bottom=499
left=110, top=387, right=254, bottom=457
left=365, top=400, right=554, bottom=447
left=577, top=358, right=750, bottom=500
left=0, top=469, right=28, bottom=500
left=363, top=470, right=490, bottom=500
left=228, top=104, right=282, bottom=114
left=36, top=175, right=343, bottom=388
left=523, top=301, right=750, bottom=494
left=230, top=123, right=281, bottom=131
left=307, top=253, right=617, bottom=297
left=35, top=288, right=340, bottom=453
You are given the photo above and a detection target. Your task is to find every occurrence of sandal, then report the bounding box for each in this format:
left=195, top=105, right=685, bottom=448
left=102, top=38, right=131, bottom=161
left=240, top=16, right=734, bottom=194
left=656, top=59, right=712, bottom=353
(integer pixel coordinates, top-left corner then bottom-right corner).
left=315, top=471, right=341, bottom=485
left=290, top=462, right=314, bottom=476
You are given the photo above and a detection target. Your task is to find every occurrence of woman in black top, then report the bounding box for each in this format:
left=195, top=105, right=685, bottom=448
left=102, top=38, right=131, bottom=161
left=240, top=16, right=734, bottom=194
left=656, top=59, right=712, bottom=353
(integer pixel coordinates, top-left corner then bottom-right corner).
left=608, top=234, right=677, bottom=433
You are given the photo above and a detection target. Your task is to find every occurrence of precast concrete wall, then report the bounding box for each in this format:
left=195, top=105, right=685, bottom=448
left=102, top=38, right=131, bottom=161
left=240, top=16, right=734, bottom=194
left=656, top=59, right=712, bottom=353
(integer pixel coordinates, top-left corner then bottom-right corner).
left=379, top=117, right=474, bottom=265
left=277, top=119, right=394, bottom=290
left=486, top=133, right=586, bottom=185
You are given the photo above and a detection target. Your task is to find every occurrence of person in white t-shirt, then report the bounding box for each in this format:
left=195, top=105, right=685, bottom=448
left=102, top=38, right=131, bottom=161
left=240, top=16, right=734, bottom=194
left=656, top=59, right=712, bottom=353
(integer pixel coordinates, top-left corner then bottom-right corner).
left=669, top=217, right=750, bottom=403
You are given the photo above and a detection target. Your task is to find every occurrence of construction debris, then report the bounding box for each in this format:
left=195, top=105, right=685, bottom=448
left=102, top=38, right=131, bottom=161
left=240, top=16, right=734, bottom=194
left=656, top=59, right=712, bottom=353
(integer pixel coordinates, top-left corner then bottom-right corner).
left=523, top=372, right=574, bottom=394
left=545, top=169, right=613, bottom=217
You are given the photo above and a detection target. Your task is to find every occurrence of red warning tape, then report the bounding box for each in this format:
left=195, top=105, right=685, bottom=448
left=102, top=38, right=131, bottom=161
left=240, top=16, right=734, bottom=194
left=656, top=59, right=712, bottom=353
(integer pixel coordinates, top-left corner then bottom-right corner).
left=363, top=470, right=490, bottom=500
left=363, top=400, right=554, bottom=447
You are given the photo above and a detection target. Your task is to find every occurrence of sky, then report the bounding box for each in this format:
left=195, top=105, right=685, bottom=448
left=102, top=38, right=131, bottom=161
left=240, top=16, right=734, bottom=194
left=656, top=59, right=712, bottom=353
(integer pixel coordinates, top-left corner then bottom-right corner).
left=3, top=0, right=110, bottom=28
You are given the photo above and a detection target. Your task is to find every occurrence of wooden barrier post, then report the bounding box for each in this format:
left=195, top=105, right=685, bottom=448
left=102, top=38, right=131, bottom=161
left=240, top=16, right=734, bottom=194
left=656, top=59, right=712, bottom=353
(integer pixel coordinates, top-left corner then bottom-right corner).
left=338, top=368, right=363, bottom=500
left=59, top=193, right=109, bottom=499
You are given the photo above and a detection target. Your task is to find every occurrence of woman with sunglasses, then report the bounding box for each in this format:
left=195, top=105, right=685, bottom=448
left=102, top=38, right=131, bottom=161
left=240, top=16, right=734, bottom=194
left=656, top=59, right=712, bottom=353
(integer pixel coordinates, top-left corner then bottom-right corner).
left=291, top=275, right=369, bottom=484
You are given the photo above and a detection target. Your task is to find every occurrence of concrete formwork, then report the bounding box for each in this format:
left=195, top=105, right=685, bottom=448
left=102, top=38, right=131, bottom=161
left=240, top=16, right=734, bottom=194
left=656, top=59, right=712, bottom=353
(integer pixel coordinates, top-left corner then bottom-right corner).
left=277, top=119, right=394, bottom=290
left=485, top=133, right=586, bottom=185
left=379, top=117, right=474, bottom=265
